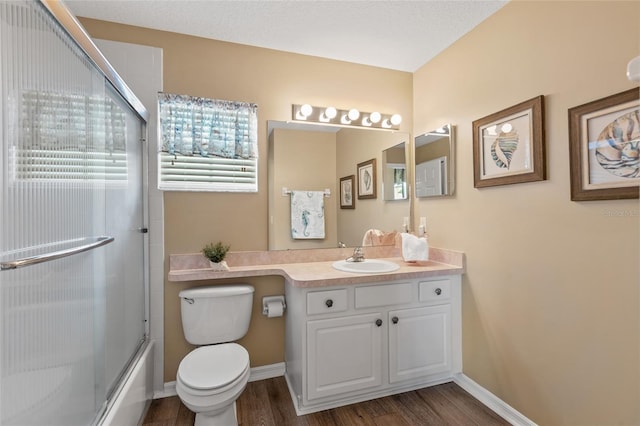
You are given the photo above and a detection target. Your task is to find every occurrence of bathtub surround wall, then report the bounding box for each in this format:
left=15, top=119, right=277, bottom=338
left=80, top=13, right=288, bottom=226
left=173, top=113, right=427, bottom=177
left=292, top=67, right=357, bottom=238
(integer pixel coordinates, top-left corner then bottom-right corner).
left=79, top=1, right=640, bottom=423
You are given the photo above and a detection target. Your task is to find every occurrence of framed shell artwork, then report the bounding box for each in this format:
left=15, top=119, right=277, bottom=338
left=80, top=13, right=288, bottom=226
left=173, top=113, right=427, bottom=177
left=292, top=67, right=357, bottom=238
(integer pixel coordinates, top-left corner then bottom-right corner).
left=357, top=158, right=377, bottom=199
left=568, top=88, right=639, bottom=201
left=473, top=96, right=546, bottom=188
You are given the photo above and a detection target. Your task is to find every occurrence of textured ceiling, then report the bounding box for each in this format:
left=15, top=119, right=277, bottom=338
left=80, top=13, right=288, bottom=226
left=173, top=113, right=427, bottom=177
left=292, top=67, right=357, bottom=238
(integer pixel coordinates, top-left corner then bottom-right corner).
left=65, top=0, right=507, bottom=72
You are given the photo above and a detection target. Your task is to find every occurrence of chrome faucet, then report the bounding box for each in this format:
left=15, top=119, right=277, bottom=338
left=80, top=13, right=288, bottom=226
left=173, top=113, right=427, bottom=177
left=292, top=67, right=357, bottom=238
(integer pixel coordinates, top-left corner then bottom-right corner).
left=338, top=241, right=346, bottom=248
left=346, top=246, right=365, bottom=262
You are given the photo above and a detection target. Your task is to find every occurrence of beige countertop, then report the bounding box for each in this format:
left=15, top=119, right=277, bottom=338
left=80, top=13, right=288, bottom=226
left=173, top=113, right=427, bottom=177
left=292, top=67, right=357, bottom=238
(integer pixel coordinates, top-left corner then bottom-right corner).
left=169, top=246, right=465, bottom=288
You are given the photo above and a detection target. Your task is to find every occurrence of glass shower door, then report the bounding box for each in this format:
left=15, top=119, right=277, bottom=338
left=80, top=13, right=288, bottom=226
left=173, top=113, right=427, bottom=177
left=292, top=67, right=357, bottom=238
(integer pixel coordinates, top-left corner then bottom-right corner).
left=0, top=1, right=147, bottom=424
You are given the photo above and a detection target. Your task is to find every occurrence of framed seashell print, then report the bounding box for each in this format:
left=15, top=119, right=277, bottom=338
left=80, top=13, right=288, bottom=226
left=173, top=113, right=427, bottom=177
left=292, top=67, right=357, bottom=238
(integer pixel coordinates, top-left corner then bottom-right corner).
left=339, top=175, right=355, bottom=209
left=473, top=95, right=546, bottom=188
left=568, top=88, right=639, bottom=201
left=357, top=158, right=377, bottom=199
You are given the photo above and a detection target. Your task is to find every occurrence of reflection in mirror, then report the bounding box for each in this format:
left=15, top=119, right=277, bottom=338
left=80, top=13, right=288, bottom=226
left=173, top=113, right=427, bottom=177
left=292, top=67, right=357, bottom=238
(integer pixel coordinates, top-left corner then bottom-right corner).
left=268, top=121, right=410, bottom=250
left=415, top=124, right=455, bottom=197
left=382, top=143, right=407, bottom=201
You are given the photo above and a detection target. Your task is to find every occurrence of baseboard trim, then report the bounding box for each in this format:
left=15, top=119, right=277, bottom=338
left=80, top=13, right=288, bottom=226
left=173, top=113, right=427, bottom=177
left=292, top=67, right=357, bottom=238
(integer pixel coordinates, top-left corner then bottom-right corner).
left=453, top=373, right=537, bottom=426
left=155, top=362, right=286, bottom=399
left=248, top=362, right=286, bottom=382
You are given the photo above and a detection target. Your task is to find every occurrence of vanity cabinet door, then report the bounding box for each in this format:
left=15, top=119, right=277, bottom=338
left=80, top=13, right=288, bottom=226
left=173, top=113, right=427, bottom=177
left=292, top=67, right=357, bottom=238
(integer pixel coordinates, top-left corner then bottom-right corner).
left=388, top=305, right=451, bottom=383
left=307, top=313, right=383, bottom=400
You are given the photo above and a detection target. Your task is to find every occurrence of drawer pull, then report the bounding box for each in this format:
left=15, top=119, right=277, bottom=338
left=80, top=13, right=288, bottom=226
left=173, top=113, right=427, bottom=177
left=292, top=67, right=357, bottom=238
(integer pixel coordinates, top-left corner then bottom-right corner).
left=391, top=316, right=399, bottom=324
left=375, top=319, right=383, bottom=327
left=325, top=299, right=333, bottom=308
left=435, top=288, right=442, bottom=296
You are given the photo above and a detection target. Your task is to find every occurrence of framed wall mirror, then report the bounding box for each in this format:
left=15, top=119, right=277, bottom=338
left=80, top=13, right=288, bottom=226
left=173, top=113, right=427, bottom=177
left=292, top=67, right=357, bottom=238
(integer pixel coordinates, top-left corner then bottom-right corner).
left=268, top=120, right=410, bottom=250
left=382, top=142, right=408, bottom=201
left=414, top=124, right=455, bottom=198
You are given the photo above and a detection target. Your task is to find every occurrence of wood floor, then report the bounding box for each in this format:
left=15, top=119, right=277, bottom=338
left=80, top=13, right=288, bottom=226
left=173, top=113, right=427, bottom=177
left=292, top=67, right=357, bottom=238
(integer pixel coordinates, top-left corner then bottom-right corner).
left=142, top=377, right=509, bottom=425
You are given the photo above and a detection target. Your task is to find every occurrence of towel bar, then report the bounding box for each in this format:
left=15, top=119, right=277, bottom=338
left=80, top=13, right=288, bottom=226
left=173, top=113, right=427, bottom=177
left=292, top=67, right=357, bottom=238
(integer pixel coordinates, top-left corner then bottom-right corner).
left=282, top=187, right=331, bottom=198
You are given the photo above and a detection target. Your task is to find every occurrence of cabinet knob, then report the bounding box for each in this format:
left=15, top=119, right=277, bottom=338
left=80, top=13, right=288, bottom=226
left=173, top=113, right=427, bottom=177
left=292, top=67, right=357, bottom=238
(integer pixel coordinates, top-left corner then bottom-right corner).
left=375, top=319, right=383, bottom=327
left=435, top=288, right=442, bottom=296
left=325, top=299, right=333, bottom=308
left=392, top=316, right=399, bottom=324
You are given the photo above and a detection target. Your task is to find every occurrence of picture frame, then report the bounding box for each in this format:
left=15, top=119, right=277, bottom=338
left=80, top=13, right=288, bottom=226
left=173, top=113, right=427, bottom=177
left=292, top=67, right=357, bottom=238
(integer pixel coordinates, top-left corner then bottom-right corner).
left=357, top=158, right=377, bottom=199
left=339, top=175, right=355, bottom=209
left=568, top=88, right=639, bottom=201
left=473, top=95, right=546, bottom=188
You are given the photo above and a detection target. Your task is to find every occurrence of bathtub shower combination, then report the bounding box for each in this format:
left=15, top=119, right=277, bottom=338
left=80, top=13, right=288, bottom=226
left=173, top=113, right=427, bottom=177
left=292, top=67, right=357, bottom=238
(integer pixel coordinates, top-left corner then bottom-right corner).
left=0, top=1, right=150, bottom=424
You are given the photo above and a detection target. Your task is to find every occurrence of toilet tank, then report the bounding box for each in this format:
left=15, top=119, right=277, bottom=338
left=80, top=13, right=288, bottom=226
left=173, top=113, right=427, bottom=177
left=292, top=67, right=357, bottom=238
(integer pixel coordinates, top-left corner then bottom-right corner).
left=179, top=285, right=254, bottom=345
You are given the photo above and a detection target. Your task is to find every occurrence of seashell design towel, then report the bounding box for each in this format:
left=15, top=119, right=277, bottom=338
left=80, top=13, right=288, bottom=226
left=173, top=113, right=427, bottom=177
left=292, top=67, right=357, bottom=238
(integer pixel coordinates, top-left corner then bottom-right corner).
left=290, top=191, right=325, bottom=239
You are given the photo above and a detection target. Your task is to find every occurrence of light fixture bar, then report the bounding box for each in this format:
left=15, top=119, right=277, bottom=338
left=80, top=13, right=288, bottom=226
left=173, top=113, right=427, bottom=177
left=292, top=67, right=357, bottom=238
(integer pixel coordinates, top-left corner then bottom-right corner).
left=292, top=104, right=401, bottom=130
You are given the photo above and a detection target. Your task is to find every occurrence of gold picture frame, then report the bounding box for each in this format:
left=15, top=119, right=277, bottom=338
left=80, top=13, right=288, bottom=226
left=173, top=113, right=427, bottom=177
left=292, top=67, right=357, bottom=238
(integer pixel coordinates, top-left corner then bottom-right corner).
left=568, top=88, right=639, bottom=201
left=473, top=96, right=546, bottom=188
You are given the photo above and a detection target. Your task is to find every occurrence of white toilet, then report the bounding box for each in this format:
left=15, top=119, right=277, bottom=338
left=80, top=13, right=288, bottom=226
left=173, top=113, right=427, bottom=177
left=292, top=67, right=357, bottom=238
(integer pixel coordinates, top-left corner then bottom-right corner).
left=176, top=284, right=254, bottom=426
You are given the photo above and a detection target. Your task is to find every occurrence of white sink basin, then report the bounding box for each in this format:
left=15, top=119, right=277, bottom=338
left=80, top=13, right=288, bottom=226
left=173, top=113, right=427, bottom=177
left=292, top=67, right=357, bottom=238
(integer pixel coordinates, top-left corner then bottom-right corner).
left=332, top=259, right=400, bottom=274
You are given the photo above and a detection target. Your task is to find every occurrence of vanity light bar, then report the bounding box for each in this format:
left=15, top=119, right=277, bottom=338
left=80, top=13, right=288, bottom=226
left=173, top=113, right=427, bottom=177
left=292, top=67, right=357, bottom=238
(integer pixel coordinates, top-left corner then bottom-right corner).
left=292, top=104, right=402, bottom=130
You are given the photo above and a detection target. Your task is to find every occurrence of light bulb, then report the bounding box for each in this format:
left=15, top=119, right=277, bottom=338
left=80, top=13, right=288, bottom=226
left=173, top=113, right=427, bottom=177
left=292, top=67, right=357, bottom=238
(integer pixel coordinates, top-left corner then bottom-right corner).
left=300, top=104, right=313, bottom=117
left=369, top=111, right=381, bottom=123
left=382, top=119, right=392, bottom=128
left=348, top=108, right=360, bottom=121
left=390, top=114, right=402, bottom=126
left=324, top=106, right=337, bottom=119
left=341, top=114, right=351, bottom=124
left=362, top=116, right=372, bottom=126
left=501, top=123, right=513, bottom=133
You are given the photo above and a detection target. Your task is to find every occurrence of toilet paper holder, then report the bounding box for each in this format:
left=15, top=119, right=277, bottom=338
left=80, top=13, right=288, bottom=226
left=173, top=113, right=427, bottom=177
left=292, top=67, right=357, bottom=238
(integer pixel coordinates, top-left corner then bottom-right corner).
left=262, top=295, right=286, bottom=316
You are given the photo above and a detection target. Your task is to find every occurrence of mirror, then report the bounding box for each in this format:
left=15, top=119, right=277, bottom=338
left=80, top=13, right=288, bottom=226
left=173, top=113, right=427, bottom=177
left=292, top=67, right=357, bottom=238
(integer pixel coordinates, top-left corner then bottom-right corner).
left=382, top=143, right=408, bottom=201
left=414, top=124, right=455, bottom=197
left=268, top=121, right=410, bottom=250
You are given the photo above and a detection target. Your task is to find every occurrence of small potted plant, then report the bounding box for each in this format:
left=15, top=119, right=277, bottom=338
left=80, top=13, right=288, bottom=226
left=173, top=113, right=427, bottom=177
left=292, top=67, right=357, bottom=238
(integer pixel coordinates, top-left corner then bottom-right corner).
left=202, top=241, right=230, bottom=271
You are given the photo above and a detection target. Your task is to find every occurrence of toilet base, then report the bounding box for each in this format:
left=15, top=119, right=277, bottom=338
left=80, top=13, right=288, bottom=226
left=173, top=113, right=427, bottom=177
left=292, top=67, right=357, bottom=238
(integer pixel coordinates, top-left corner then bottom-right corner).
left=194, top=401, right=237, bottom=426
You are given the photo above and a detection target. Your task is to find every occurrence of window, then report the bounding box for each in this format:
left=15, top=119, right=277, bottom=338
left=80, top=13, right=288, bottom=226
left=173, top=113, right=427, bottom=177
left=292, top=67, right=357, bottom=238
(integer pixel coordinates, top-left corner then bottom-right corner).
left=158, top=93, right=258, bottom=192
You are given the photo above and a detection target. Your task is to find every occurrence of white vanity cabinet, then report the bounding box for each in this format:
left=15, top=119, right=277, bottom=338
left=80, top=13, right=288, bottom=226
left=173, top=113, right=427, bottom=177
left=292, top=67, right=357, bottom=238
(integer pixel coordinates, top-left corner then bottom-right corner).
left=285, top=275, right=461, bottom=415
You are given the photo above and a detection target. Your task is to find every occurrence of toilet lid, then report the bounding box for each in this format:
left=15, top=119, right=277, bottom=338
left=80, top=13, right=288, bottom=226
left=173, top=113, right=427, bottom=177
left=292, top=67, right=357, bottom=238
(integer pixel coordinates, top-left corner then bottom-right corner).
left=178, top=343, right=249, bottom=390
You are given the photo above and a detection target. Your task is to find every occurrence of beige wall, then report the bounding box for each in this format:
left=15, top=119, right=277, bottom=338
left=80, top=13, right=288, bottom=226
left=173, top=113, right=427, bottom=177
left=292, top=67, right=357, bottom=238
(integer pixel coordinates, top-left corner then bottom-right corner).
left=269, top=128, right=337, bottom=249
left=78, top=18, right=413, bottom=382
left=413, top=1, right=639, bottom=425
left=415, top=136, right=450, bottom=164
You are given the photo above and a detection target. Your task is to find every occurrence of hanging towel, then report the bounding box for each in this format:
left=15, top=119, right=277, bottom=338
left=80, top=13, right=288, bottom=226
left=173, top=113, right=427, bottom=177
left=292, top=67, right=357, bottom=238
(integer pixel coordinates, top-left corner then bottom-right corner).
left=400, top=232, right=429, bottom=262
left=290, top=191, right=325, bottom=239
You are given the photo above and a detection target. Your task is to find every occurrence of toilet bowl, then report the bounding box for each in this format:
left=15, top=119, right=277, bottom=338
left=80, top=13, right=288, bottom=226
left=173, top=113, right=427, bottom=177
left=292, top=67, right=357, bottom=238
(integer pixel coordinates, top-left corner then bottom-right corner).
left=176, top=343, right=250, bottom=426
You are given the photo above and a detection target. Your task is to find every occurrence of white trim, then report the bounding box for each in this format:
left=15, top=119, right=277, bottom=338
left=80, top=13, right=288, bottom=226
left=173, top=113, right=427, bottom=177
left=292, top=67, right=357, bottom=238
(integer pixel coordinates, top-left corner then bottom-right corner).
left=248, top=362, right=286, bottom=382
left=453, top=373, right=538, bottom=426
left=155, top=381, right=177, bottom=399
left=155, top=362, right=286, bottom=399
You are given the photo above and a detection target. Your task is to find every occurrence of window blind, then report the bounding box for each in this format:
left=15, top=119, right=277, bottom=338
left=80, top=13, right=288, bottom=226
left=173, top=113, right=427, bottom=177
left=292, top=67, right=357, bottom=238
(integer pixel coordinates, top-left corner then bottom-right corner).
left=13, top=91, right=127, bottom=183
left=158, top=93, right=258, bottom=192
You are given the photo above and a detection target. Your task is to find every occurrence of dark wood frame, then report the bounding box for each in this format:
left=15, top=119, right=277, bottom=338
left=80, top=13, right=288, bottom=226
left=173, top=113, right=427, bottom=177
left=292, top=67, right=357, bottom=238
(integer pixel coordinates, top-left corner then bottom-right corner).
left=568, top=88, right=640, bottom=201
left=357, top=158, right=377, bottom=199
left=473, top=95, right=546, bottom=188
left=339, top=175, right=355, bottom=209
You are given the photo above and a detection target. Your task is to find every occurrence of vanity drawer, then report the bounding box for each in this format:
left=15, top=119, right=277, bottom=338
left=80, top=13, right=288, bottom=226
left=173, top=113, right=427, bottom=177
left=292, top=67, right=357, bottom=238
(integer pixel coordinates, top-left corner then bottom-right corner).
left=419, top=279, right=450, bottom=302
left=307, top=289, right=348, bottom=315
left=355, top=282, right=413, bottom=309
